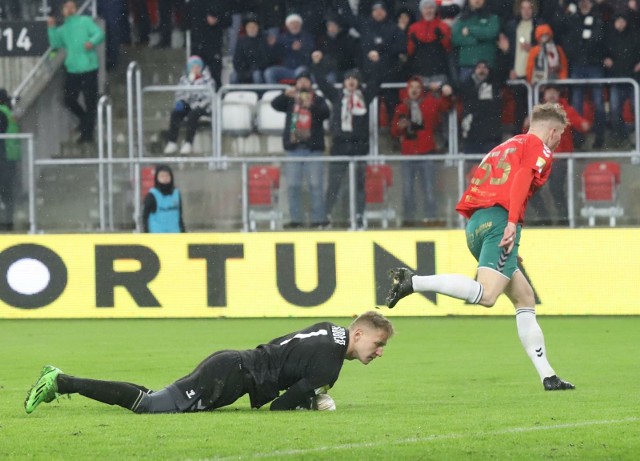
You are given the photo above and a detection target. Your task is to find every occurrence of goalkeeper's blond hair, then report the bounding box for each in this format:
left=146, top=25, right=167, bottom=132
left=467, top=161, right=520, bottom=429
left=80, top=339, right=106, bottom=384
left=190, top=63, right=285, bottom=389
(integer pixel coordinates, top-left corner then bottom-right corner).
left=349, top=311, right=395, bottom=337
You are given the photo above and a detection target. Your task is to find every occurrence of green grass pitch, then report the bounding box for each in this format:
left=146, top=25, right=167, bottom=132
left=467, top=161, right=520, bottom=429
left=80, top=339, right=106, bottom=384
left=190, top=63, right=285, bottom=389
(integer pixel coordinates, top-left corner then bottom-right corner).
left=1, top=316, right=639, bottom=460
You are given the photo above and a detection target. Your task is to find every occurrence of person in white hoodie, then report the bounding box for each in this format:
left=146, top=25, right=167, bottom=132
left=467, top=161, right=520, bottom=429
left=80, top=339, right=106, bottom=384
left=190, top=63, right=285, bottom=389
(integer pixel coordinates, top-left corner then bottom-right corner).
left=163, top=55, right=215, bottom=155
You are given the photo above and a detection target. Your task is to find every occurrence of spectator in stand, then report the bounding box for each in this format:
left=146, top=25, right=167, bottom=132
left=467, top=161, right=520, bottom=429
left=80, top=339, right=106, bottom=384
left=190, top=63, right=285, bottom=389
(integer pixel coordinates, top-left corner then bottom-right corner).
left=128, top=0, right=151, bottom=46
left=264, top=14, right=315, bottom=84
left=0, top=88, right=20, bottom=231
left=48, top=0, right=105, bottom=144
left=391, top=77, right=453, bottom=227
left=624, top=0, right=640, bottom=32
left=452, top=0, right=500, bottom=82
left=230, top=15, right=270, bottom=84
left=525, top=24, right=569, bottom=83
left=557, top=0, right=606, bottom=148
left=271, top=73, right=330, bottom=229
left=342, top=2, right=408, bottom=82
left=396, top=6, right=416, bottom=33
left=311, top=50, right=382, bottom=229
left=285, top=0, right=331, bottom=37
left=163, top=56, right=215, bottom=156
left=341, top=2, right=407, bottom=121
left=503, top=0, right=544, bottom=133
left=97, top=0, right=125, bottom=71
left=187, top=0, right=230, bottom=89
left=459, top=61, right=503, bottom=154
left=603, top=11, right=640, bottom=147
left=142, top=165, right=186, bottom=233
left=242, top=0, right=286, bottom=37
left=315, top=14, right=360, bottom=84
left=527, top=84, right=590, bottom=224
left=407, top=0, right=453, bottom=84
left=156, top=0, right=186, bottom=48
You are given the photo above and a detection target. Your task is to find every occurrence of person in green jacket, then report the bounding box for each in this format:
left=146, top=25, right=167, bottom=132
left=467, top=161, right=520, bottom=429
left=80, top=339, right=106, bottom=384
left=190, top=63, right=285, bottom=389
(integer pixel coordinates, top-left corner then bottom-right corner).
left=0, top=89, right=21, bottom=231
left=451, top=0, right=500, bottom=83
left=48, top=0, right=105, bottom=143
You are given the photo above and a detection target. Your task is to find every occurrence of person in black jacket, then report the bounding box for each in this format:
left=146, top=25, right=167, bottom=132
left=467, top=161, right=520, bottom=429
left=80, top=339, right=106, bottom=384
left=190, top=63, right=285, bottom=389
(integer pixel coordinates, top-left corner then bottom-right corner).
left=230, top=15, right=270, bottom=84
left=315, top=14, right=360, bottom=84
left=24, top=311, right=394, bottom=414
left=459, top=61, right=503, bottom=155
left=271, top=72, right=331, bottom=228
left=557, top=0, right=607, bottom=148
left=187, top=0, right=231, bottom=88
left=311, top=50, right=382, bottom=229
left=603, top=12, right=640, bottom=146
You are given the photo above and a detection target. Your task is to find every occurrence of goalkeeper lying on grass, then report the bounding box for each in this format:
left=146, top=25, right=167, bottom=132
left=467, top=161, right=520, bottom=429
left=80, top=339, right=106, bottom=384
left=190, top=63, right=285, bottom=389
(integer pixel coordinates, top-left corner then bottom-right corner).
left=25, top=311, right=393, bottom=414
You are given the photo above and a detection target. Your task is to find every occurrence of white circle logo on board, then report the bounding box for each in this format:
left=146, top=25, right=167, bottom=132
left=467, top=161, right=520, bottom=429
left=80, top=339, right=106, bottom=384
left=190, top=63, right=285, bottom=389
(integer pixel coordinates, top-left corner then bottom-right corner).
left=7, top=258, right=51, bottom=295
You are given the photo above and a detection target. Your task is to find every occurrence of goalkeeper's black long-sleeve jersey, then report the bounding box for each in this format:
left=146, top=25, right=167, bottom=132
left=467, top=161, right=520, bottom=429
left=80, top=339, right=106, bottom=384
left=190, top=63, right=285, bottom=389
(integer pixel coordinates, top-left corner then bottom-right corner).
left=238, top=322, right=349, bottom=410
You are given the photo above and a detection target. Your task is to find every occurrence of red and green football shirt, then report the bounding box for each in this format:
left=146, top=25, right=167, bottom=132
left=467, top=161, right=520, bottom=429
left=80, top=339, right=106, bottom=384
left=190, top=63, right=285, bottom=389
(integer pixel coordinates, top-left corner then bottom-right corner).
left=456, top=133, right=553, bottom=224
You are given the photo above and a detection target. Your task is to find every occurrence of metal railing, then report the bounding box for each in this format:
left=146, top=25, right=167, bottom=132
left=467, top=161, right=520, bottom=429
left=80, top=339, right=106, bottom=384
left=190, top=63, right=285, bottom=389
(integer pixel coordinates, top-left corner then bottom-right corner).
left=97, top=95, right=113, bottom=230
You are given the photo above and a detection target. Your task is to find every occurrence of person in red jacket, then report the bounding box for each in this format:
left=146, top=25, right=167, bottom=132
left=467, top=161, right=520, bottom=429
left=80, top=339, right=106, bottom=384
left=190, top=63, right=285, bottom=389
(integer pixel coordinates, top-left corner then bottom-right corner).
left=406, top=0, right=453, bottom=83
left=391, top=76, right=453, bottom=226
left=526, top=84, right=590, bottom=224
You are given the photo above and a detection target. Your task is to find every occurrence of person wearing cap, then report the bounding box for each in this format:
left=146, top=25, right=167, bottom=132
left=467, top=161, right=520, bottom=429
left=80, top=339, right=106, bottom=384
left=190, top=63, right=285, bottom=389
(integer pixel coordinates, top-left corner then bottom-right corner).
left=603, top=11, right=640, bottom=147
left=47, top=0, right=105, bottom=144
left=230, top=15, right=270, bottom=84
left=391, top=77, right=453, bottom=227
left=558, top=0, right=606, bottom=148
left=406, top=0, right=453, bottom=82
left=163, top=56, right=215, bottom=156
left=264, top=13, right=315, bottom=84
left=187, top=0, right=231, bottom=88
left=525, top=24, right=568, bottom=83
left=451, top=0, right=500, bottom=82
left=0, top=88, right=20, bottom=231
left=311, top=50, right=382, bottom=229
left=271, top=72, right=331, bottom=228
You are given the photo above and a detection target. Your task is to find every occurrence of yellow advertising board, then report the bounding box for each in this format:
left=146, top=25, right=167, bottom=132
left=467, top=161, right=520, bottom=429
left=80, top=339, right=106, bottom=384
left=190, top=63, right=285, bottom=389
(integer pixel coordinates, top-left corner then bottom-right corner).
left=0, top=229, right=638, bottom=318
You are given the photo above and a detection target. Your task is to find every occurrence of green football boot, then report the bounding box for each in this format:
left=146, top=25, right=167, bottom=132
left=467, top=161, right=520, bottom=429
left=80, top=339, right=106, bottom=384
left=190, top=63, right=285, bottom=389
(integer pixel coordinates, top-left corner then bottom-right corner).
left=24, top=365, right=62, bottom=414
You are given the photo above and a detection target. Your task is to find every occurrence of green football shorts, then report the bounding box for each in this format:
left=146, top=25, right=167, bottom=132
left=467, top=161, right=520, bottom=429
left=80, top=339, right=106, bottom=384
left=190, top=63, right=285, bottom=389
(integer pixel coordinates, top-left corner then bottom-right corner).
left=465, top=206, right=522, bottom=279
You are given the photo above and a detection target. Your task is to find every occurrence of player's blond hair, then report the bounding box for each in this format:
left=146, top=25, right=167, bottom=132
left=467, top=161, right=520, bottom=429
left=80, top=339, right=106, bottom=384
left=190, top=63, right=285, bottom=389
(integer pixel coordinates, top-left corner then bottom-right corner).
left=349, top=310, right=395, bottom=337
left=530, top=102, right=568, bottom=127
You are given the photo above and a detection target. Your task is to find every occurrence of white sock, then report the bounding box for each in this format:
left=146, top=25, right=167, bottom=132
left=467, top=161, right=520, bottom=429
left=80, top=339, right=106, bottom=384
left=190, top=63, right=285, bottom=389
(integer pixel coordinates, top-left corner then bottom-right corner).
left=516, top=308, right=555, bottom=381
left=411, top=274, right=483, bottom=304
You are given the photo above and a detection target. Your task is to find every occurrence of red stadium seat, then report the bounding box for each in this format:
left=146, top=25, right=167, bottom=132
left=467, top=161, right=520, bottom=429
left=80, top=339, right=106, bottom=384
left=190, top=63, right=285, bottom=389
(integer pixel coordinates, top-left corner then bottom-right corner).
left=580, top=161, right=624, bottom=227
left=248, top=166, right=281, bottom=230
left=363, top=164, right=395, bottom=228
left=140, top=166, right=155, bottom=200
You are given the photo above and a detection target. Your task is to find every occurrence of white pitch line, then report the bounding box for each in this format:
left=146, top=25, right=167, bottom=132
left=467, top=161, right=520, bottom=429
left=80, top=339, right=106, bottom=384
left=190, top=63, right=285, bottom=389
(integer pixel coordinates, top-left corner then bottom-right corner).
left=200, top=417, right=639, bottom=461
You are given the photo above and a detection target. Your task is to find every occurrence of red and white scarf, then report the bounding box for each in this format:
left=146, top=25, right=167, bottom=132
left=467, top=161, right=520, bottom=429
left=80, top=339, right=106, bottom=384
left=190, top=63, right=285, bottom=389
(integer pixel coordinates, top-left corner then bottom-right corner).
left=340, top=89, right=367, bottom=132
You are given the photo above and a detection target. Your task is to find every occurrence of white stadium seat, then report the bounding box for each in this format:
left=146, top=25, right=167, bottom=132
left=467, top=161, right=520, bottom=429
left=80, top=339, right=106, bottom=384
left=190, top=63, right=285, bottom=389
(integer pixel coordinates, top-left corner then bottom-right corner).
left=222, top=91, right=259, bottom=137
left=256, top=90, right=287, bottom=135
